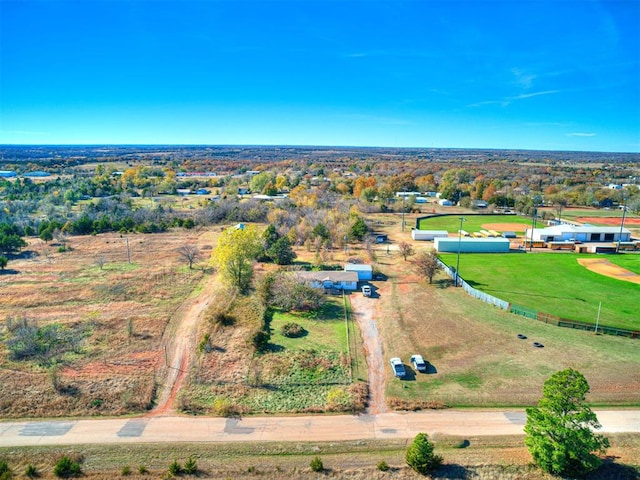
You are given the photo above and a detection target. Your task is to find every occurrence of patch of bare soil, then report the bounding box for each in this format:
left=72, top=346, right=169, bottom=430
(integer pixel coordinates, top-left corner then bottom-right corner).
left=481, top=222, right=529, bottom=232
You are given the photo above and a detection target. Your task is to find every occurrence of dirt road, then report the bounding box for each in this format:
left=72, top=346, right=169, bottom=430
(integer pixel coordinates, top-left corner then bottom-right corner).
left=151, top=272, right=218, bottom=415
left=1, top=409, right=638, bottom=447
left=350, top=293, right=388, bottom=414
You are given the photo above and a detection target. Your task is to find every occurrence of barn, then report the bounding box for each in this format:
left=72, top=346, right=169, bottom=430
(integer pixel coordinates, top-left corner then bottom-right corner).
left=344, top=263, right=373, bottom=281
left=411, top=229, right=449, bottom=241
left=434, top=237, right=511, bottom=253
left=526, top=225, right=632, bottom=243
left=294, top=271, right=359, bottom=291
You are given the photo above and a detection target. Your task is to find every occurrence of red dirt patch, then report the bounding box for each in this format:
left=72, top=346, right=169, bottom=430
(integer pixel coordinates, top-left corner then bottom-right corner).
left=577, top=216, right=640, bottom=225
left=481, top=223, right=527, bottom=232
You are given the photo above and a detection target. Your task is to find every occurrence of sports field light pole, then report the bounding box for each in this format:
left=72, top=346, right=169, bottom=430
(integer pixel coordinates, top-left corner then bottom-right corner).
left=455, top=216, right=466, bottom=287
left=615, top=197, right=628, bottom=254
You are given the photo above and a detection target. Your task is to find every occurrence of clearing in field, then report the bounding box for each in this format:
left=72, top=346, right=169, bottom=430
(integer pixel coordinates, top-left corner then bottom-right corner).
left=577, top=258, right=640, bottom=284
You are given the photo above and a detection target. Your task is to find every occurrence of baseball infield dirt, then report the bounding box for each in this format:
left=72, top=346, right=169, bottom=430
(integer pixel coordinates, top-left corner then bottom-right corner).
left=577, top=258, right=640, bottom=284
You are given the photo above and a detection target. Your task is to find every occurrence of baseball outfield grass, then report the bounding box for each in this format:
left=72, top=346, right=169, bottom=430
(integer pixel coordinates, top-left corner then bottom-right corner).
left=438, top=252, right=639, bottom=331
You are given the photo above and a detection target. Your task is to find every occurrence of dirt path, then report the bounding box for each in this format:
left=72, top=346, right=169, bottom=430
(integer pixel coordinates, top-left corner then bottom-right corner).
left=349, top=294, right=388, bottom=414
left=150, top=272, right=218, bottom=416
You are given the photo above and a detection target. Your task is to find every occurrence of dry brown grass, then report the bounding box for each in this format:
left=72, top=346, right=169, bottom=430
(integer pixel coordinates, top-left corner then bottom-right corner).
left=0, top=229, right=214, bottom=418
left=363, top=212, right=640, bottom=409
left=0, top=434, right=637, bottom=479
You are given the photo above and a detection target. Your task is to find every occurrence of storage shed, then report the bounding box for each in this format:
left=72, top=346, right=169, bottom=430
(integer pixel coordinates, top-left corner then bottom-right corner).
left=344, top=263, right=373, bottom=281
left=434, top=237, right=511, bottom=253
left=411, top=229, right=449, bottom=241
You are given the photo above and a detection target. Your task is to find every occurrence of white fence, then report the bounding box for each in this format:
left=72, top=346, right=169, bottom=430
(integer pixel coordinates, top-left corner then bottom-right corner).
left=437, top=259, right=510, bottom=310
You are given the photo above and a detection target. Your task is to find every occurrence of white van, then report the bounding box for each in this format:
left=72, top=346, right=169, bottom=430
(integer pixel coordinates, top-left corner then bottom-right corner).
left=361, top=285, right=372, bottom=297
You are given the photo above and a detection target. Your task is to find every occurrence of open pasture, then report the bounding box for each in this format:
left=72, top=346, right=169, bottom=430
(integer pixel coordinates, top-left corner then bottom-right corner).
left=417, top=214, right=532, bottom=235
left=374, top=267, right=640, bottom=409
left=438, top=253, right=639, bottom=330
left=0, top=230, right=211, bottom=417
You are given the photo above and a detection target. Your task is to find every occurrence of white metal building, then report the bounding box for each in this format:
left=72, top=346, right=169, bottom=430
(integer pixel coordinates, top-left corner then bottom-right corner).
left=434, top=237, right=511, bottom=253
left=411, top=229, right=449, bottom=241
left=525, top=225, right=631, bottom=243
left=344, top=263, right=373, bottom=281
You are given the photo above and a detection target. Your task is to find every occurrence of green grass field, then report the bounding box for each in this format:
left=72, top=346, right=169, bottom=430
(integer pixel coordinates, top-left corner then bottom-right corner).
left=270, top=299, right=348, bottom=352
left=439, top=253, right=639, bottom=330
left=418, top=214, right=532, bottom=233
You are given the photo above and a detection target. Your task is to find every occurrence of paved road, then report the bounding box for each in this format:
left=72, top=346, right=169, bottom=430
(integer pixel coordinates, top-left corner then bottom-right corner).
left=1, top=410, right=638, bottom=447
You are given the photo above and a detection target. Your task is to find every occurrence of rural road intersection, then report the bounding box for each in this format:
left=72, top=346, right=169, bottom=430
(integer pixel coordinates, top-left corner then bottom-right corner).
left=1, top=410, right=639, bottom=447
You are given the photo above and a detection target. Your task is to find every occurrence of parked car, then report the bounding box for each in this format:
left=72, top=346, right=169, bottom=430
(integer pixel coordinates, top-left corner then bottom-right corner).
left=410, top=354, right=427, bottom=373
left=390, top=357, right=406, bottom=378
left=361, top=285, right=372, bottom=297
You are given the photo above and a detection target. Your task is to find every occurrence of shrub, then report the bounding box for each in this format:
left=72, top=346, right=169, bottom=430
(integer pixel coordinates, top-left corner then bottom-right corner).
left=121, top=465, right=131, bottom=476
left=138, top=465, right=148, bottom=474
left=25, top=464, right=38, bottom=478
left=310, top=456, right=324, bottom=472
left=168, top=460, right=182, bottom=476
left=53, top=456, right=81, bottom=478
left=0, top=460, right=12, bottom=480
left=281, top=322, right=305, bottom=338
left=183, top=456, right=197, bottom=475
left=405, top=433, right=442, bottom=475
left=251, top=329, right=270, bottom=353
left=376, top=460, right=390, bottom=472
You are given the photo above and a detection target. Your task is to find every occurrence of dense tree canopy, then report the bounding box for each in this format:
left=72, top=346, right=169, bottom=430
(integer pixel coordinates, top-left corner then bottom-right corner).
left=524, top=368, right=609, bottom=478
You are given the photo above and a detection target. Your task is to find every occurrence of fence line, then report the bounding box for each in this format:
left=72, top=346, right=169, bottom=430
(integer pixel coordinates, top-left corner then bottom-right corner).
left=437, top=259, right=639, bottom=339
left=437, top=259, right=509, bottom=310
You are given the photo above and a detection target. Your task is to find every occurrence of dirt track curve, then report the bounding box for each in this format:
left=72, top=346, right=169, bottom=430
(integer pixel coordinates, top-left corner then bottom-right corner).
left=151, top=272, right=218, bottom=416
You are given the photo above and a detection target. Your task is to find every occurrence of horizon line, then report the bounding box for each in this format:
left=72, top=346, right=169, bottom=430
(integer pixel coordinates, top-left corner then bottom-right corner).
left=0, top=143, right=638, bottom=156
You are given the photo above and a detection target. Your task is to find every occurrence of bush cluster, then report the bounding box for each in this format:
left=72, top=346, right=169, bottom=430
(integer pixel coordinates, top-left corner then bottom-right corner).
left=281, top=322, right=305, bottom=338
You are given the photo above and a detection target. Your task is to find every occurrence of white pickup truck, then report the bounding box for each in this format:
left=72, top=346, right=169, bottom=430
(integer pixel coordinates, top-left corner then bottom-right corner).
left=361, top=285, right=372, bottom=297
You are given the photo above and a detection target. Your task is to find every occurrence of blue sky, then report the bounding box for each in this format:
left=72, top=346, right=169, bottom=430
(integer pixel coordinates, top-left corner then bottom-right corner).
left=1, top=0, right=639, bottom=152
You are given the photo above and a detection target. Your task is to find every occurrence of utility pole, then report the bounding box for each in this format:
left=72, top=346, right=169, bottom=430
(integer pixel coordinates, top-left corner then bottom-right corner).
left=455, top=216, right=466, bottom=286
left=616, top=198, right=628, bottom=254
left=126, top=237, right=131, bottom=264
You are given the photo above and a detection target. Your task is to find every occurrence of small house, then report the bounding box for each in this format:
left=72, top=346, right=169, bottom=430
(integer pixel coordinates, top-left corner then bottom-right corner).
left=295, top=271, right=359, bottom=291
left=344, top=263, right=373, bottom=281
left=438, top=199, right=454, bottom=206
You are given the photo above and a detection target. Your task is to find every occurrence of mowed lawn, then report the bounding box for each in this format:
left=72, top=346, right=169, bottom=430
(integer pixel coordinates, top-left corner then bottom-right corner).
left=439, top=252, right=639, bottom=330
left=418, top=214, right=532, bottom=233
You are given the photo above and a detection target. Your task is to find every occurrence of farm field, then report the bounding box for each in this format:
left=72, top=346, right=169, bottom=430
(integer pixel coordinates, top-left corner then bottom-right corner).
left=438, top=253, right=639, bottom=330
left=417, top=214, right=532, bottom=234
left=367, top=214, right=640, bottom=409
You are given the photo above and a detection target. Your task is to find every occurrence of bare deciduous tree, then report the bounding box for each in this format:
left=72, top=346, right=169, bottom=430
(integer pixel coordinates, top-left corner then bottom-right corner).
left=398, top=241, right=415, bottom=261
left=414, top=251, right=441, bottom=284
left=177, top=244, right=200, bottom=270
left=95, top=256, right=107, bottom=270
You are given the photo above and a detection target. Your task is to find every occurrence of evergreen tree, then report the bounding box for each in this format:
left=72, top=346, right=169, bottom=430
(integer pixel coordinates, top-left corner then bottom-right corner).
left=405, top=433, right=442, bottom=475
left=525, top=368, right=609, bottom=477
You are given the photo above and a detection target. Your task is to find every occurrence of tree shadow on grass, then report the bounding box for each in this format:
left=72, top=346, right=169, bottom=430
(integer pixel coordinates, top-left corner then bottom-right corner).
left=431, top=464, right=471, bottom=479
left=0, top=269, right=19, bottom=275
left=265, top=343, right=285, bottom=353
left=586, top=458, right=640, bottom=480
